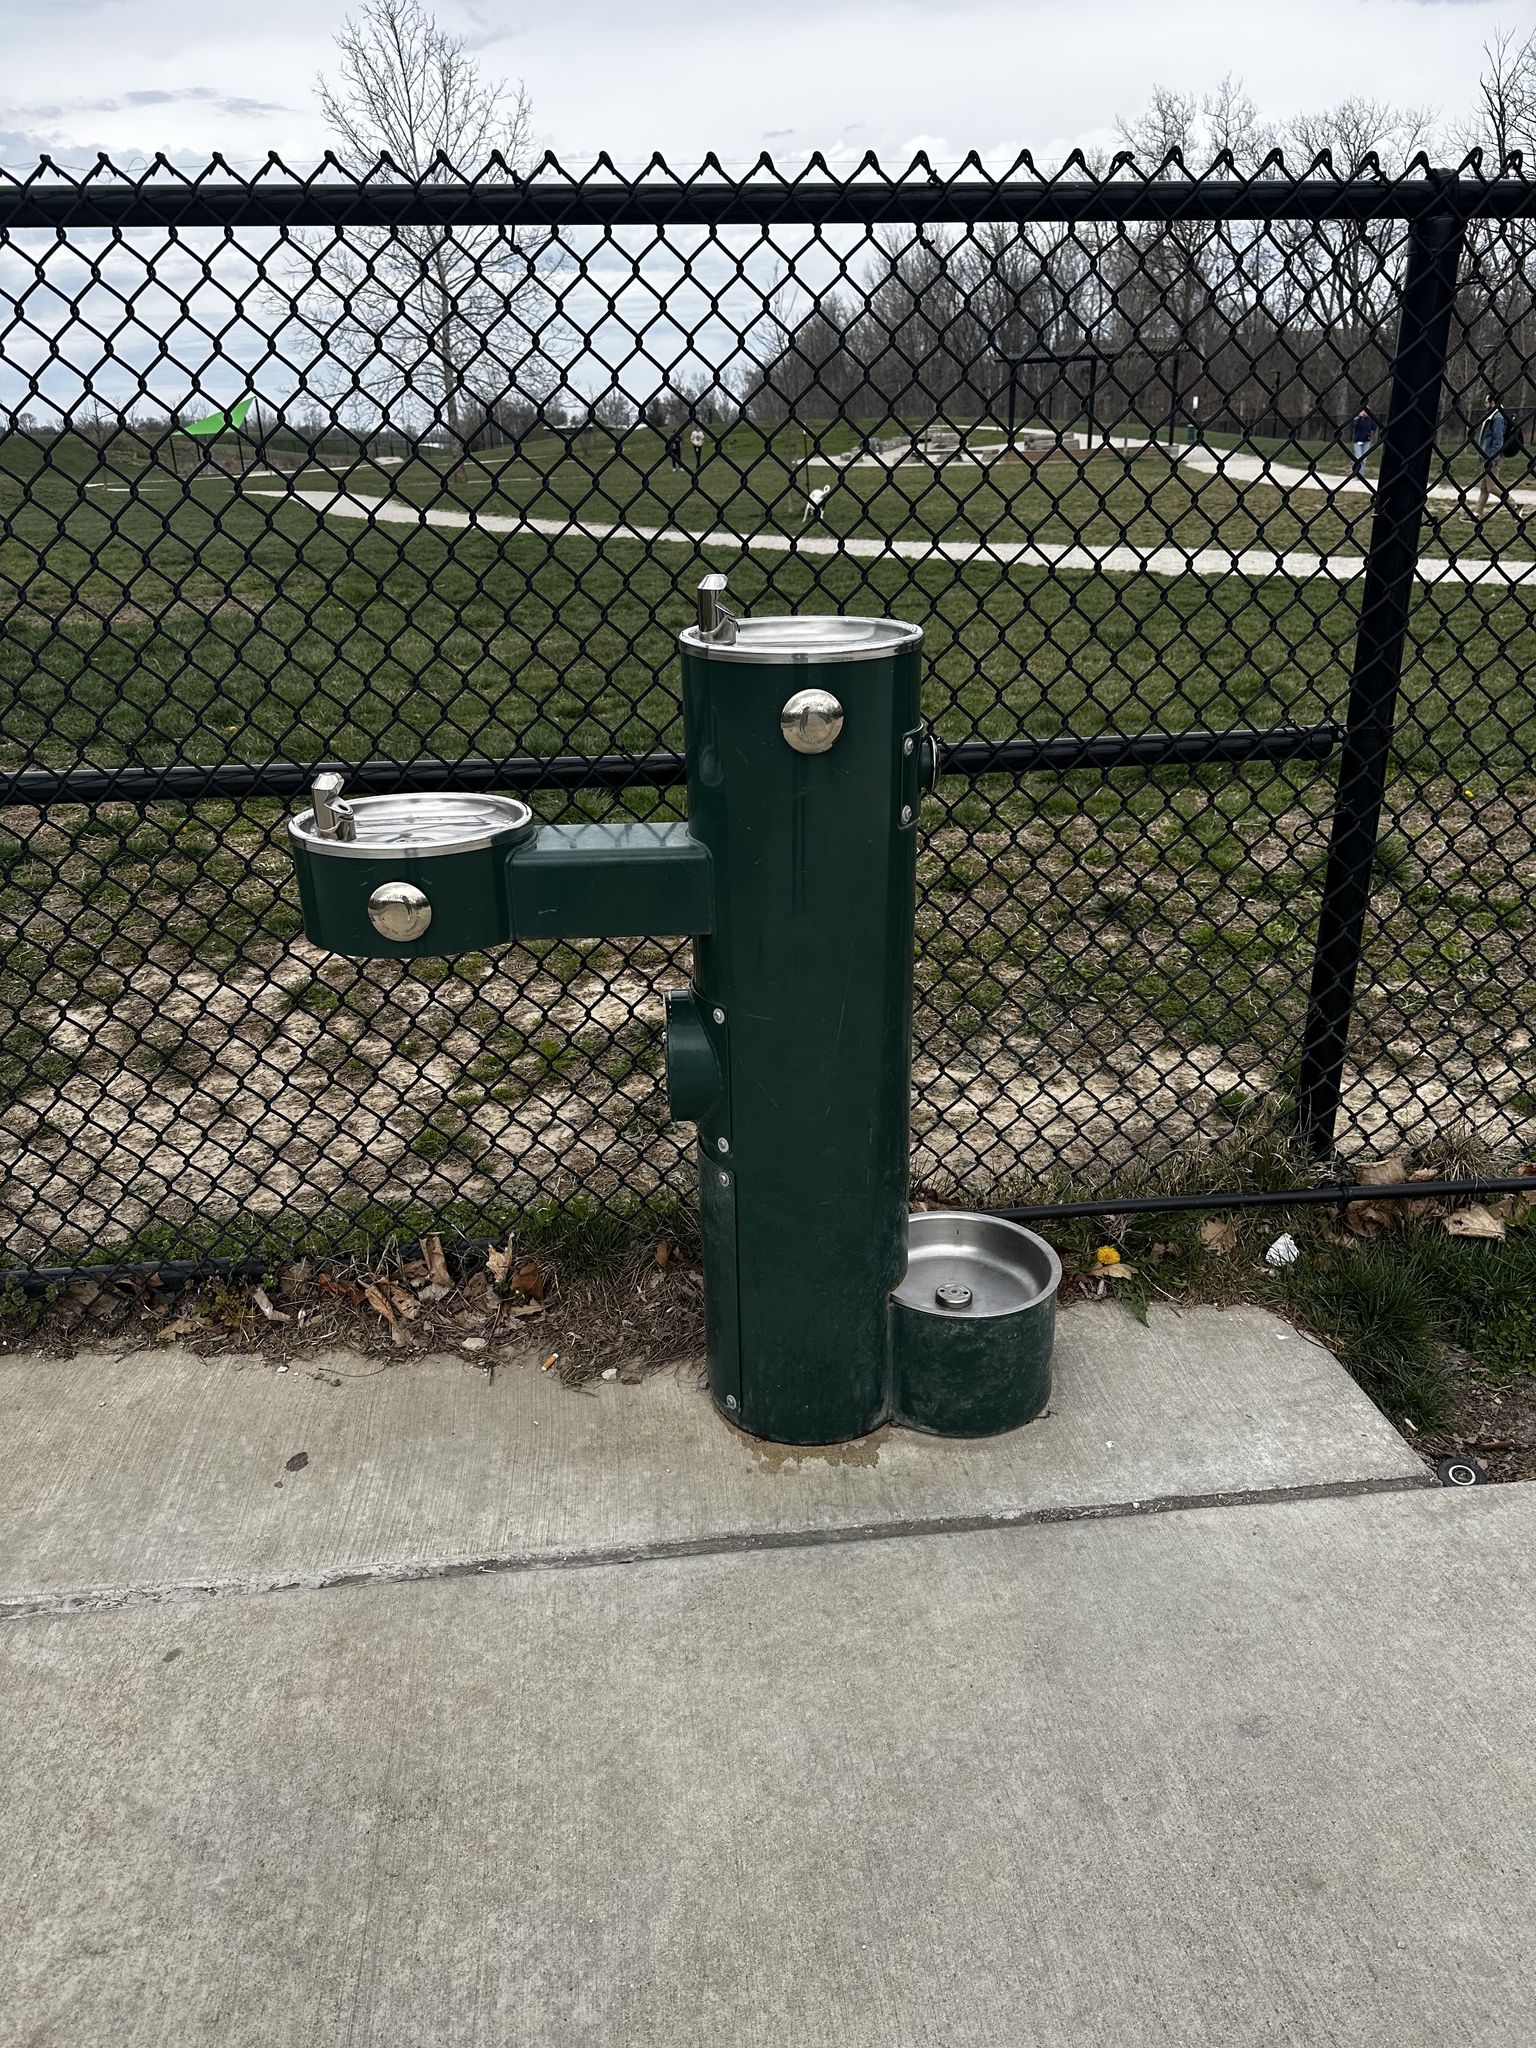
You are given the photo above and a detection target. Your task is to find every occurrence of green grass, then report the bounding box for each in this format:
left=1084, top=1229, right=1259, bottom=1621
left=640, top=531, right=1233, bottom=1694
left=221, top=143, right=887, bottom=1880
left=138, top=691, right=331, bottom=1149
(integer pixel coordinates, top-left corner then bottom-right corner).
left=1, top=526, right=1530, bottom=1085
left=1285, top=1248, right=1452, bottom=1427
left=3, top=433, right=1531, bottom=782
left=1383, top=1225, right=1536, bottom=1381
left=1038, top=1139, right=1536, bottom=1433
left=1276, top=1219, right=1536, bottom=1427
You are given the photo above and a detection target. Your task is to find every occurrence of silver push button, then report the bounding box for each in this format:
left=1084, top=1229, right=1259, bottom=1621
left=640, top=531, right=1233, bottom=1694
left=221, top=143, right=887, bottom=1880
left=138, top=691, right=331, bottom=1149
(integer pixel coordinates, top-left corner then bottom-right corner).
left=367, top=880, right=432, bottom=941
left=780, top=689, right=844, bottom=755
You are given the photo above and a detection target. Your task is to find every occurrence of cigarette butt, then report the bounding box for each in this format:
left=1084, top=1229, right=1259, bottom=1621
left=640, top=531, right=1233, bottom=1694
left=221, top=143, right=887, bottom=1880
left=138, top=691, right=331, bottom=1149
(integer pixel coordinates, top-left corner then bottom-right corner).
left=540, top=1352, right=559, bottom=1372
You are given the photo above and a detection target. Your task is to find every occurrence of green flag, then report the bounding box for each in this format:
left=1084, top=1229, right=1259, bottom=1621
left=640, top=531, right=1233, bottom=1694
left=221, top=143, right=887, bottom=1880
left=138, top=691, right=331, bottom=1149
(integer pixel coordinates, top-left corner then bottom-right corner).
left=177, top=396, right=253, bottom=438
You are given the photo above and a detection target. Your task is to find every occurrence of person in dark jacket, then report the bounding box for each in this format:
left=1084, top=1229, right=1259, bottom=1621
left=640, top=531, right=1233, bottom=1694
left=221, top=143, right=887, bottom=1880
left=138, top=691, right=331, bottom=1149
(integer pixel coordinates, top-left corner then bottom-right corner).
left=1349, top=403, right=1380, bottom=481
left=1474, top=396, right=1508, bottom=516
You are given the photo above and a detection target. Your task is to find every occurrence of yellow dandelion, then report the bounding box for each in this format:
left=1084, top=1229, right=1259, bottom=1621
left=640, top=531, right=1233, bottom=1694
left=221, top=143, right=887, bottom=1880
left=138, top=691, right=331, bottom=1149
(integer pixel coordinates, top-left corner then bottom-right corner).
left=1095, top=1245, right=1122, bottom=1267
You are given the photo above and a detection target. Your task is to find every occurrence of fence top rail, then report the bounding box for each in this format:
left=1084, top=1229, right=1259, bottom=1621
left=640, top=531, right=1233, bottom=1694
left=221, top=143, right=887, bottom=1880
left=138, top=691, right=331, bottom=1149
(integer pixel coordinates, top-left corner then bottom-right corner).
left=0, top=151, right=1532, bottom=231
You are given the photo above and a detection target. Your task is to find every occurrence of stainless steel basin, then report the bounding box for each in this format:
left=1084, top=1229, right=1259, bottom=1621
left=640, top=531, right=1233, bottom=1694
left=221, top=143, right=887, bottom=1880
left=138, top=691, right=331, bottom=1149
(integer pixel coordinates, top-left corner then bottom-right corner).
left=895, top=1210, right=1061, bottom=1318
left=890, top=1210, right=1060, bottom=1436
left=288, top=790, right=536, bottom=859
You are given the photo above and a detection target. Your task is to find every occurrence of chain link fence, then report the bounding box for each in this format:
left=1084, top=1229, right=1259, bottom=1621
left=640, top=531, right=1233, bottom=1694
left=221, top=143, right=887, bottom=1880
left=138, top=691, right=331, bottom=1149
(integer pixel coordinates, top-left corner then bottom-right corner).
left=0, top=153, right=1533, bottom=1276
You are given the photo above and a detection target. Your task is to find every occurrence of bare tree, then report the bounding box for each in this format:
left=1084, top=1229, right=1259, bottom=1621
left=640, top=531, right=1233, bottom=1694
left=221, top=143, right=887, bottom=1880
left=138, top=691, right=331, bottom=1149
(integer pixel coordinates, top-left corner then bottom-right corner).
left=1462, top=26, right=1536, bottom=162
left=295, top=0, right=562, bottom=468
left=1449, top=31, right=1536, bottom=434
left=1105, top=84, right=1280, bottom=433
left=592, top=388, right=639, bottom=434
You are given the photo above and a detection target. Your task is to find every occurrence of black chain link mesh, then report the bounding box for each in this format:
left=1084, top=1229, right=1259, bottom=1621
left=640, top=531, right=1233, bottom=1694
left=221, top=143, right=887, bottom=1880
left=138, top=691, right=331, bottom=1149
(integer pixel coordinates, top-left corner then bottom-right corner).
left=0, top=153, right=1532, bottom=1272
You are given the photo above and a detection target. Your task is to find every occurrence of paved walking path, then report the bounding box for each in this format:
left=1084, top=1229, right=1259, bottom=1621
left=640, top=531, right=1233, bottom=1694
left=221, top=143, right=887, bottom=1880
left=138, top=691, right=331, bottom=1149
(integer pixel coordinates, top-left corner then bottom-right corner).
left=1177, top=440, right=1536, bottom=514
left=244, top=482, right=1536, bottom=586
left=8, top=1304, right=1535, bottom=2044
left=819, top=431, right=1536, bottom=518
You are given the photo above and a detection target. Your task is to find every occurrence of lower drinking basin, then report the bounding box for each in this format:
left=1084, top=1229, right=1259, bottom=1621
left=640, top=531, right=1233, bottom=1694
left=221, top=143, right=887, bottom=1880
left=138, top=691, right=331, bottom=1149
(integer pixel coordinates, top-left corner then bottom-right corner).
left=890, top=1210, right=1060, bottom=1437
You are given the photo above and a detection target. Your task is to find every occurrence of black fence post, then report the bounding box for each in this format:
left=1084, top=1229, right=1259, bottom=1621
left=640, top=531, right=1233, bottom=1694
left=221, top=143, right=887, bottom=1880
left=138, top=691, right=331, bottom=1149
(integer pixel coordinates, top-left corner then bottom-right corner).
left=1295, top=190, right=1468, bottom=1160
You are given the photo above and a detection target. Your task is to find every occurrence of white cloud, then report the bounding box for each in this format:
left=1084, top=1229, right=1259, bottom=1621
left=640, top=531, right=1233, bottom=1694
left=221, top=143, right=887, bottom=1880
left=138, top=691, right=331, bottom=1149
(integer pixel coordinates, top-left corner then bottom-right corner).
left=0, top=0, right=1515, bottom=424
left=0, top=0, right=1511, bottom=175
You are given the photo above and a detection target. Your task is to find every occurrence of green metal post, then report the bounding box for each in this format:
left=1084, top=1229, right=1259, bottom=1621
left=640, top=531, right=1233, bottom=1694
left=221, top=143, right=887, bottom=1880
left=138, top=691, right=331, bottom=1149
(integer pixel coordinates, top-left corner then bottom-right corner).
left=677, top=615, right=924, bottom=1442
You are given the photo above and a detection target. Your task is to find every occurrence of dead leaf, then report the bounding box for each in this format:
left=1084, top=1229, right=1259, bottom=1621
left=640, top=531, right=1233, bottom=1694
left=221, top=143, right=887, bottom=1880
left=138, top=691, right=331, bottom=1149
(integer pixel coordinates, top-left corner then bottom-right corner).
left=510, top=1259, right=544, bottom=1303
left=1344, top=1200, right=1395, bottom=1237
left=1357, top=1154, right=1410, bottom=1188
left=504, top=1301, right=545, bottom=1319
left=1444, top=1204, right=1507, bottom=1240
left=654, top=1240, right=671, bottom=1267
left=1104, top=1264, right=1139, bottom=1281
left=158, top=1316, right=207, bottom=1341
left=422, top=1234, right=451, bottom=1289
left=1345, top=1159, right=1414, bottom=1236
left=362, top=1281, right=398, bottom=1324
left=1198, top=1218, right=1239, bottom=1255
left=252, top=1285, right=290, bottom=1325
left=486, top=1239, right=515, bottom=1287
left=54, top=1278, right=103, bottom=1328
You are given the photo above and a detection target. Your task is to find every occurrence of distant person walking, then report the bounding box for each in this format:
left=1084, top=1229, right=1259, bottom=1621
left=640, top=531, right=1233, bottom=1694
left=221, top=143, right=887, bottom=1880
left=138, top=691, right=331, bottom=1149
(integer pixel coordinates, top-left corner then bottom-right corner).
left=1349, top=403, right=1380, bottom=481
left=690, top=424, right=705, bottom=472
left=1473, top=396, right=1509, bottom=517
left=666, top=430, right=683, bottom=472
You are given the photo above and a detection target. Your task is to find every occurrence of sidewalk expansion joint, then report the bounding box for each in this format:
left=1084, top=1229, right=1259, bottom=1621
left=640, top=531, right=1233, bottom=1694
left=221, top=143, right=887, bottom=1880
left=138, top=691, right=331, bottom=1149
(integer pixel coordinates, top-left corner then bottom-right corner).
left=0, top=1468, right=1433, bottom=1624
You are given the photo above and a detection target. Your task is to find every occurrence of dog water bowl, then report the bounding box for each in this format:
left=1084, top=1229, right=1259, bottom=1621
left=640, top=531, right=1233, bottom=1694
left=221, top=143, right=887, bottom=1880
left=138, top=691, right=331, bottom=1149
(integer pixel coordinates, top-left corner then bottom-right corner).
left=890, top=1211, right=1060, bottom=1435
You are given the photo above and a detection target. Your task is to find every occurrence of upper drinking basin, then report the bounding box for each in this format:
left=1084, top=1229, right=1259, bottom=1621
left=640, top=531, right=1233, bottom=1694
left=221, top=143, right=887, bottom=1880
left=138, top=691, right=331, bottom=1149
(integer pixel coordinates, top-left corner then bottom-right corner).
left=288, top=790, right=537, bottom=860
left=679, top=614, right=923, bottom=664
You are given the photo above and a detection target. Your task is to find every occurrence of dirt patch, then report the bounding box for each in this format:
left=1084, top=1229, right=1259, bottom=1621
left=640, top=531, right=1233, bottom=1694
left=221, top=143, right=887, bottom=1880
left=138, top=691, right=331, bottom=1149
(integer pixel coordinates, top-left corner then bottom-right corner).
left=1418, top=1364, right=1536, bottom=1484
left=1, top=929, right=1531, bottom=1264
left=3, top=768, right=1535, bottom=1263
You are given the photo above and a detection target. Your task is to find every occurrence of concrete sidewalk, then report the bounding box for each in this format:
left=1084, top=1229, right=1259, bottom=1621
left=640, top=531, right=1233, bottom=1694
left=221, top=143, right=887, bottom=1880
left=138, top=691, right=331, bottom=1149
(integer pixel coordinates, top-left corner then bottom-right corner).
left=9, top=1304, right=1536, bottom=2048
left=5, top=1487, right=1536, bottom=2046
left=0, top=1305, right=1422, bottom=1613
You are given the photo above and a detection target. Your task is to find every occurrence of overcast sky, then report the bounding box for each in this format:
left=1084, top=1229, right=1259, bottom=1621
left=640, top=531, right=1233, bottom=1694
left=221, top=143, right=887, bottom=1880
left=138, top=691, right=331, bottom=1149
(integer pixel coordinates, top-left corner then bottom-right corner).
left=0, top=0, right=1518, bottom=177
